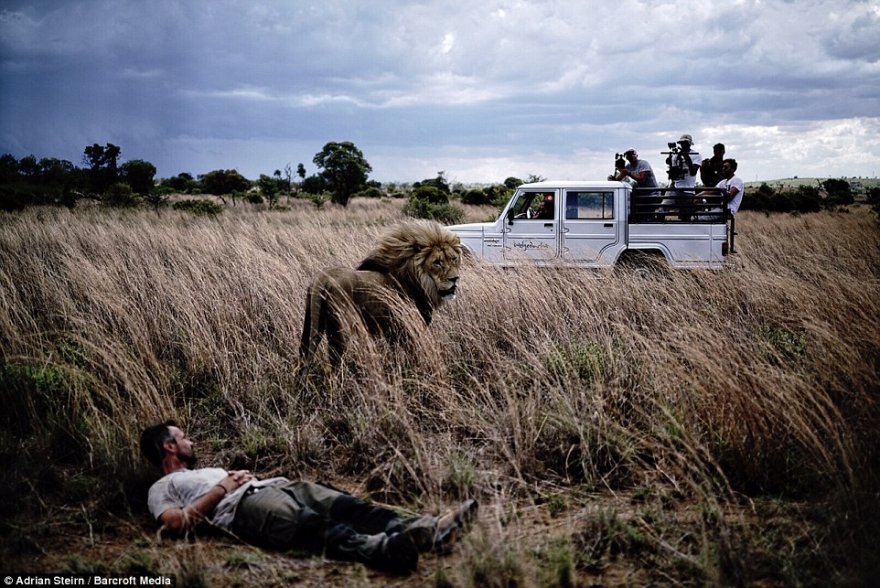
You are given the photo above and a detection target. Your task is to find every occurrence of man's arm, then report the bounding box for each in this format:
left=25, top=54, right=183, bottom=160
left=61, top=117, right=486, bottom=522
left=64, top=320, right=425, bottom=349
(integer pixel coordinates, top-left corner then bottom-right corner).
left=158, top=470, right=255, bottom=535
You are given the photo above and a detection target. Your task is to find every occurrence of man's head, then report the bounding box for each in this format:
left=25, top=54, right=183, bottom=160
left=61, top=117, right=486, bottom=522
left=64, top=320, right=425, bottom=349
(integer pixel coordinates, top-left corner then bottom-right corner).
left=677, top=134, right=694, bottom=150
left=722, top=158, right=738, bottom=178
left=140, top=420, right=197, bottom=468
left=713, top=143, right=725, bottom=157
left=624, top=148, right=638, bottom=164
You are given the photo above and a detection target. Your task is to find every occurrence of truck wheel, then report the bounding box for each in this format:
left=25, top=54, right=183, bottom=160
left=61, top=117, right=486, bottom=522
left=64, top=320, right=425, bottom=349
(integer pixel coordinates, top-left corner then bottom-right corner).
left=615, top=251, right=669, bottom=279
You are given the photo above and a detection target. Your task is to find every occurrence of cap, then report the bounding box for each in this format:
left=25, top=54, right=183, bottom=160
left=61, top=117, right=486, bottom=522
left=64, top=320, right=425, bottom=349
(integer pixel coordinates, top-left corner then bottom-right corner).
left=624, top=148, right=637, bottom=155
left=678, top=134, right=694, bottom=145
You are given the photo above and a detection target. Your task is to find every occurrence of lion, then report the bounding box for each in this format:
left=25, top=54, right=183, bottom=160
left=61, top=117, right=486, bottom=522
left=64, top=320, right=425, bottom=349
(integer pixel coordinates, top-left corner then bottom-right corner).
left=299, top=220, right=462, bottom=362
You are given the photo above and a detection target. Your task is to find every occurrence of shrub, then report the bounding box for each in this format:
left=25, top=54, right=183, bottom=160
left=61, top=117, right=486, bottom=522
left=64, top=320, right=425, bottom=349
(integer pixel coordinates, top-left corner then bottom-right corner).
left=460, top=188, right=494, bottom=206
left=102, top=183, right=141, bottom=208
left=172, top=198, right=223, bottom=215
left=411, top=185, right=448, bottom=204
left=403, top=197, right=465, bottom=224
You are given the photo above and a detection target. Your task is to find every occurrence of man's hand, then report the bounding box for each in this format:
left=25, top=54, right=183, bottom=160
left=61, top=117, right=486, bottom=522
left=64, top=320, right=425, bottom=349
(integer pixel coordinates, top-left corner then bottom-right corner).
left=218, top=470, right=256, bottom=493
left=159, top=470, right=256, bottom=535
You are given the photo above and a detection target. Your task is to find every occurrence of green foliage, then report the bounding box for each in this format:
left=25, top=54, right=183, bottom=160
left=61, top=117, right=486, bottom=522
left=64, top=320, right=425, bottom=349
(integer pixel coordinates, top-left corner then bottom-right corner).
left=142, top=190, right=170, bottom=213
left=403, top=196, right=464, bottom=224
left=760, top=324, right=807, bottom=362
left=741, top=184, right=821, bottom=213
left=412, top=184, right=448, bottom=204
left=354, top=185, right=384, bottom=199
left=312, top=141, right=372, bottom=207
left=414, top=171, right=450, bottom=194
left=172, top=198, right=224, bottom=215
left=536, top=538, right=576, bottom=588
left=200, top=169, right=250, bottom=196
left=867, top=187, right=880, bottom=217
left=547, top=341, right=606, bottom=383
left=102, top=182, right=141, bottom=208
left=257, top=173, right=288, bottom=208
left=162, top=172, right=198, bottom=194
left=444, top=451, right=476, bottom=499
left=120, top=159, right=157, bottom=195
left=822, top=178, right=853, bottom=207
left=306, top=192, right=329, bottom=209
left=83, top=143, right=120, bottom=194
left=460, top=187, right=493, bottom=205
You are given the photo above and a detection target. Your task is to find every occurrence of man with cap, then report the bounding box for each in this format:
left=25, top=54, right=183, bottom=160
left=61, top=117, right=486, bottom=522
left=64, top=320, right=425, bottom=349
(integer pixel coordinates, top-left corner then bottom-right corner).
left=667, top=134, right=702, bottom=189
left=660, top=134, right=702, bottom=218
left=608, top=148, right=658, bottom=191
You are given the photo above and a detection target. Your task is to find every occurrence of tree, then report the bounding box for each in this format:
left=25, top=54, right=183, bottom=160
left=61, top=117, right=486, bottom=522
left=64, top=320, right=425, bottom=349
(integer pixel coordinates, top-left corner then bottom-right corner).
left=120, top=159, right=157, bottom=195
left=312, top=141, right=372, bottom=207
left=83, top=143, right=121, bottom=194
left=821, top=178, right=853, bottom=207
left=163, top=173, right=198, bottom=194
left=257, top=173, right=287, bottom=208
left=200, top=169, right=251, bottom=203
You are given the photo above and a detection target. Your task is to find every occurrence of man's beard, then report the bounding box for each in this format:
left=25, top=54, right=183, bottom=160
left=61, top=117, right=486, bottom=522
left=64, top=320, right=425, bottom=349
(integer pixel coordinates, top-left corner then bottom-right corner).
left=180, top=452, right=198, bottom=468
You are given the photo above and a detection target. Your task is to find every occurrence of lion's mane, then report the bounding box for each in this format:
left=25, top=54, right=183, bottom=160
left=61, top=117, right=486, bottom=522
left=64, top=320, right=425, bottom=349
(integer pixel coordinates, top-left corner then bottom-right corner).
left=299, top=221, right=462, bottom=361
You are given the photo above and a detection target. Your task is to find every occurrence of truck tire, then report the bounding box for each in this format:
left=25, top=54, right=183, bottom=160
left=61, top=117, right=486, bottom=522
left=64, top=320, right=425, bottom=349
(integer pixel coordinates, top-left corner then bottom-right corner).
left=615, top=251, right=669, bottom=279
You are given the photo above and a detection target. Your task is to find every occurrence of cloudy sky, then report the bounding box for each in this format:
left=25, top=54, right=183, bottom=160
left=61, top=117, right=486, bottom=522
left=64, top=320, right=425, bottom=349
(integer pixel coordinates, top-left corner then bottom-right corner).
left=1, top=0, right=879, bottom=184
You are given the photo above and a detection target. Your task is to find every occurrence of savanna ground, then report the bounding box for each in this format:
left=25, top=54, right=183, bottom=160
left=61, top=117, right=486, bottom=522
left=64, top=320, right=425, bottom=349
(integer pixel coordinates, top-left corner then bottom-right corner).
left=1, top=198, right=879, bottom=586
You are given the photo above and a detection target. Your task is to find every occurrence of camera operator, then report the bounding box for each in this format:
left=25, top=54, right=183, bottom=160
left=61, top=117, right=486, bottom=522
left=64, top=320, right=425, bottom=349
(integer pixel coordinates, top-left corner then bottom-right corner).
left=667, top=134, right=701, bottom=189
left=659, top=134, right=702, bottom=218
left=608, top=148, right=658, bottom=192
left=700, top=143, right=725, bottom=187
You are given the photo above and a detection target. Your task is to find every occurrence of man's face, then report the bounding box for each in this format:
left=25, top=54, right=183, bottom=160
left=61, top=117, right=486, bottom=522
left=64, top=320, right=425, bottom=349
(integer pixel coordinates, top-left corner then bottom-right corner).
left=625, top=151, right=637, bottom=164
left=168, top=426, right=197, bottom=467
left=678, top=141, right=691, bottom=152
left=721, top=162, right=735, bottom=178
left=714, top=147, right=725, bottom=159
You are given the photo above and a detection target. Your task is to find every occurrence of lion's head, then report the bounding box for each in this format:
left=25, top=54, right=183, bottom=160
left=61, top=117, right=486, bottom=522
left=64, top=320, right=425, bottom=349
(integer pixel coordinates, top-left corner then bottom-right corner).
left=357, top=220, right=462, bottom=309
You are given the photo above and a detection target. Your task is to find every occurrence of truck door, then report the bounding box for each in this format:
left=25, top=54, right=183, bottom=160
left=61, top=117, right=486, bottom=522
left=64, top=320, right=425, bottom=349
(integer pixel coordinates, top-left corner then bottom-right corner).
left=560, top=189, right=622, bottom=264
left=502, top=190, right=559, bottom=263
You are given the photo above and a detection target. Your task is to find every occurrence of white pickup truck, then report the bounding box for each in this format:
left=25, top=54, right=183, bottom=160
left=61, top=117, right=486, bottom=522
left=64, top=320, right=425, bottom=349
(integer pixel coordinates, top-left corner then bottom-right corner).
left=448, top=180, right=733, bottom=269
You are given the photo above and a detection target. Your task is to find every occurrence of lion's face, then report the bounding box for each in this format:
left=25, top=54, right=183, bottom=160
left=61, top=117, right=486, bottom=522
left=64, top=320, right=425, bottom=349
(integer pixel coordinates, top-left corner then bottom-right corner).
left=418, top=242, right=461, bottom=304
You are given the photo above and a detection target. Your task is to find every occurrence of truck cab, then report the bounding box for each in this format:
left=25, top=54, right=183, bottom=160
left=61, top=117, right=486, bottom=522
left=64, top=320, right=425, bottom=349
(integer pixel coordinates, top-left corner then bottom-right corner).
left=447, top=180, right=731, bottom=269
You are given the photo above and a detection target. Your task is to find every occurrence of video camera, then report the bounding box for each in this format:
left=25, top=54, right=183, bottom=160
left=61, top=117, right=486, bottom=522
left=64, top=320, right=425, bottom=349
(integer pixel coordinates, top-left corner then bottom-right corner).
left=662, top=142, right=698, bottom=182
left=614, top=153, right=626, bottom=170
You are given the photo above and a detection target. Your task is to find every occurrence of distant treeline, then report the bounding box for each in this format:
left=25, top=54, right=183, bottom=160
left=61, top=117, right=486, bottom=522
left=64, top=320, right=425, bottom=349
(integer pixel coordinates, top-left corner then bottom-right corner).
left=3, top=144, right=878, bottom=218
left=741, top=178, right=880, bottom=214
left=0, top=142, right=528, bottom=224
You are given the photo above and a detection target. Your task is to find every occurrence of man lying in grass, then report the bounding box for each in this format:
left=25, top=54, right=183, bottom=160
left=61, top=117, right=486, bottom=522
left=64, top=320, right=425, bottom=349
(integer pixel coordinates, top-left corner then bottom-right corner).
left=140, top=420, right=478, bottom=576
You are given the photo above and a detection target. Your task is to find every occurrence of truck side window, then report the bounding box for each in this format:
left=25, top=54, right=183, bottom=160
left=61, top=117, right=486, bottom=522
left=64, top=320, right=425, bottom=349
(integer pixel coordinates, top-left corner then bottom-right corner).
left=511, top=192, right=554, bottom=220
left=565, top=191, right=614, bottom=220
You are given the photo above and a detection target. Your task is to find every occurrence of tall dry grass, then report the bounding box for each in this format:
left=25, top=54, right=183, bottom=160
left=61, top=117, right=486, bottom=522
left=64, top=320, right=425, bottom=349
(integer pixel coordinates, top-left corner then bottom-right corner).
left=1, top=201, right=878, bottom=584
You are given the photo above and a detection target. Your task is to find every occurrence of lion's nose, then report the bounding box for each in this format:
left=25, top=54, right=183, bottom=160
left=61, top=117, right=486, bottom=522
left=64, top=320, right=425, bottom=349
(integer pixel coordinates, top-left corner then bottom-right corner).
left=450, top=276, right=459, bottom=284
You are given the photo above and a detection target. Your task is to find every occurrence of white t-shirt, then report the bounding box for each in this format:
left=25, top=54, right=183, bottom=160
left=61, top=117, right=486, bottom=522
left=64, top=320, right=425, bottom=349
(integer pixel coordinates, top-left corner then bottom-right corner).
left=672, top=151, right=702, bottom=189
left=716, top=176, right=745, bottom=215
left=148, top=468, right=288, bottom=530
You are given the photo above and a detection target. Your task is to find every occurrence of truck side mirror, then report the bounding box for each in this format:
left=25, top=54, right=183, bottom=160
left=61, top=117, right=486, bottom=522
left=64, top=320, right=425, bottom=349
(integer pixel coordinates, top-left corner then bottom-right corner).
left=507, top=209, right=514, bottom=225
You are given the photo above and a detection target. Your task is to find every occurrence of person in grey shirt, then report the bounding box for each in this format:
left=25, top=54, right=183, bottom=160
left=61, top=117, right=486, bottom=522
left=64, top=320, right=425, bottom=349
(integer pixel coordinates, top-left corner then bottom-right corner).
left=140, top=420, right=477, bottom=576
left=608, top=148, right=658, bottom=190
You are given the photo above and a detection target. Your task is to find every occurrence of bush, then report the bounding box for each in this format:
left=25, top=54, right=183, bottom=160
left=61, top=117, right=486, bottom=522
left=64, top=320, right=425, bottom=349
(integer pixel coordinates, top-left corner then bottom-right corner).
left=411, top=185, right=448, bottom=204
left=403, top=197, right=465, bottom=224
left=460, top=188, right=494, bottom=206
left=355, top=186, right=384, bottom=199
left=172, top=198, right=223, bottom=215
left=102, top=183, right=141, bottom=208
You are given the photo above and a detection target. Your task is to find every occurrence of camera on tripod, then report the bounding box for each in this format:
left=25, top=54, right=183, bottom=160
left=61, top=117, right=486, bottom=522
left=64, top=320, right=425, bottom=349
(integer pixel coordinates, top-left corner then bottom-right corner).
left=614, top=153, right=626, bottom=169
left=662, top=142, right=696, bottom=182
